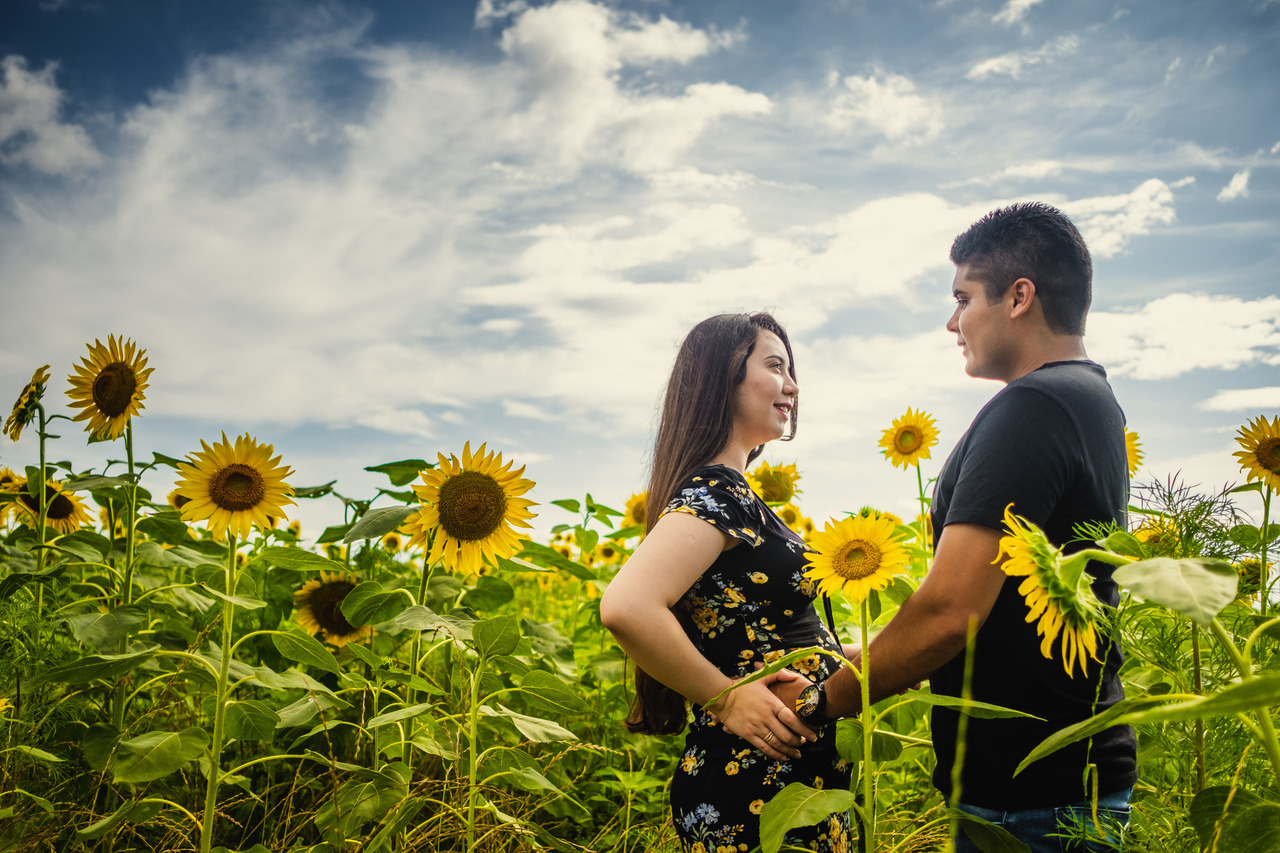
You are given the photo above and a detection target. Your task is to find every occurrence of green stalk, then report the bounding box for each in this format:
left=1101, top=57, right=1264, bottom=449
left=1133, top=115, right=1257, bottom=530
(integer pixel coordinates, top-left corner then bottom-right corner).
left=33, top=405, right=49, bottom=626
left=1260, top=486, right=1272, bottom=607
left=200, top=535, right=238, bottom=853
left=112, top=426, right=139, bottom=731
left=1191, top=627, right=1205, bottom=792
left=1209, top=617, right=1280, bottom=783
left=466, top=664, right=482, bottom=853
left=859, top=597, right=876, bottom=852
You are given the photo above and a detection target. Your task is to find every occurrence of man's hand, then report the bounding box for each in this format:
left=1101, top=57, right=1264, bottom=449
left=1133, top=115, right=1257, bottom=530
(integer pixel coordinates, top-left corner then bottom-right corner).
left=766, top=669, right=814, bottom=721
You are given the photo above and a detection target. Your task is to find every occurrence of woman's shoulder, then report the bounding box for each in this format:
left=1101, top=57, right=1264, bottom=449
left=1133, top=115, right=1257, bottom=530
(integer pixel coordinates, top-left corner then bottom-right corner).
left=663, top=464, right=764, bottom=546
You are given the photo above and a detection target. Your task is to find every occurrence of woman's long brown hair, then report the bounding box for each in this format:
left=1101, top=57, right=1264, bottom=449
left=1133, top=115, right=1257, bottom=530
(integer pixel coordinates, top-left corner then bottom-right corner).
left=624, top=312, right=799, bottom=735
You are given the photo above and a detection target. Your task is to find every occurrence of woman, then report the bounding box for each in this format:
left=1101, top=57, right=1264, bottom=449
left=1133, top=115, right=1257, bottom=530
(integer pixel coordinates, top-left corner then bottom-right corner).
left=600, top=313, right=851, bottom=852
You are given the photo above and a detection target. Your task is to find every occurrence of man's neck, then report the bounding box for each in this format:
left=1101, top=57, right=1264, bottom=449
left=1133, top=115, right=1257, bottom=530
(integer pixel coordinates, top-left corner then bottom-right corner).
left=1003, top=335, right=1088, bottom=383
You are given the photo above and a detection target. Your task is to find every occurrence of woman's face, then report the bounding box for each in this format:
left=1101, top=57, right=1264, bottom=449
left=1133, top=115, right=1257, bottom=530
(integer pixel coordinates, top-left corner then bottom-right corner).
left=731, top=329, right=798, bottom=448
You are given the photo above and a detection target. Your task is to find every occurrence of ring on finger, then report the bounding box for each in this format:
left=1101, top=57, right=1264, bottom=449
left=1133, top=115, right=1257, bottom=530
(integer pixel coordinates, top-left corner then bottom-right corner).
left=762, top=730, right=775, bottom=744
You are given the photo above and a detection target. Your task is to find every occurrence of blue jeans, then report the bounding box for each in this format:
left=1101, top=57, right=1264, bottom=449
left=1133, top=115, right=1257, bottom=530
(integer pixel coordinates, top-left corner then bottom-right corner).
left=953, top=787, right=1132, bottom=853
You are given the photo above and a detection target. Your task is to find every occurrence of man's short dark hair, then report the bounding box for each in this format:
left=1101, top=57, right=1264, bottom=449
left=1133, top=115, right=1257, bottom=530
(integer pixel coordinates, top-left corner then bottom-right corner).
left=949, top=202, right=1092, bottom=335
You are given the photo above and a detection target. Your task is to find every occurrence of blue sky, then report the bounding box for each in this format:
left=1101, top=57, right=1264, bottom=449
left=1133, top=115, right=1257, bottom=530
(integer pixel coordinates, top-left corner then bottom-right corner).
left=2, top=0, right=1278, bottom=542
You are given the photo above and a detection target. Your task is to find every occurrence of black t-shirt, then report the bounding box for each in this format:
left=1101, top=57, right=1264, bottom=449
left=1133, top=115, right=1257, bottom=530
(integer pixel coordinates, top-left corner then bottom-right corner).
left=929, top=360, right=1138, bottom=809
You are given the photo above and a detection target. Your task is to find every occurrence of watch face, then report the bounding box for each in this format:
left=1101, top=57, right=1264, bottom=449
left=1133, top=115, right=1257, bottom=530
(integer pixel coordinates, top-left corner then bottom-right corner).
left=797, top=685, right=820, bottom=716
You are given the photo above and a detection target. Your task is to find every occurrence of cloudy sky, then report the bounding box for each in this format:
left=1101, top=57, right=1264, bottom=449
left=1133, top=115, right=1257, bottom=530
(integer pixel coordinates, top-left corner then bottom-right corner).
left=2, top=0, right=1278, bottom=542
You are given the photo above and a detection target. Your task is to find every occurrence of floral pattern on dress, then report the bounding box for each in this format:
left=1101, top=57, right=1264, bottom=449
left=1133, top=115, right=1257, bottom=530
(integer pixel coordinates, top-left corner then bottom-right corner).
left=664, top=464, right=852, bottom=853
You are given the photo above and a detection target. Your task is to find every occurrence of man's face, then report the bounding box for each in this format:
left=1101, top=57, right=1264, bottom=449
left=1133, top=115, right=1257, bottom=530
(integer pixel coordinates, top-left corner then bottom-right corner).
left=946, top=264, right=1015, bottom=382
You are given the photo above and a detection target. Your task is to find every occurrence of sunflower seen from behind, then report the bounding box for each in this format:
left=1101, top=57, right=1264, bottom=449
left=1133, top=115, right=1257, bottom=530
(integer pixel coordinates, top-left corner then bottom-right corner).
left=879, top=407, right=939, bottom=470
left=406, top=441, right=536, bottom=576
left=747, top=459, right=801, bottom=505
left=174, top=432, right=295, bottom=541
left=5, top=365, right=50, bottom=442
left=66, top=336, right=153, bottom=441
left=996, top=504, right=1105, bottom=679
left=295, top=572, right=371, bottom=648
left=1233, top=414, right=1280, bottom=492
left=1124, top=428, right=1143, bottom=478
left=804, top=513, right=908, bottom=603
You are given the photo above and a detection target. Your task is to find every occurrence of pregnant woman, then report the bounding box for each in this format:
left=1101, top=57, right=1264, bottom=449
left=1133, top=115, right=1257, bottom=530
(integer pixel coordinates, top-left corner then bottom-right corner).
left=601, top=312, right=851, bottom=852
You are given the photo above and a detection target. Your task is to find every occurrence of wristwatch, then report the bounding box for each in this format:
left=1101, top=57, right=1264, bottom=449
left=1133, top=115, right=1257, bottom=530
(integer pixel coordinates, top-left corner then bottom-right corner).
left=795, top=682, right=828, bottom=724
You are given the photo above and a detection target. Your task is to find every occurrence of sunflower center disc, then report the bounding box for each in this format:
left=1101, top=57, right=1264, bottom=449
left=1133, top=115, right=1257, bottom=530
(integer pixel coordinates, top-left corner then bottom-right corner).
left=835, top=540, right=882, bottom=580
left=437, top=471, right=507, bottom=541
left=1256, top=437, right=1280, bottom=472
left=894, top=428, right=919, bottom=454
left=91, top=362, right=138, bottom=418
left=211, top=464, right=267, bottom=511
left=310, top=579, right=357, bottom=634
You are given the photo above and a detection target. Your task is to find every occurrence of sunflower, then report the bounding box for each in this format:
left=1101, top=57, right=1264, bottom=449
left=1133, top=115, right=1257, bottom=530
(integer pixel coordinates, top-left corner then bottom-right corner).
left=1134, top=516, right=1179, bottom=558
left=167, top=489, right=191, bottom=512
left=66, top=336, right=153, bottom=441
left=622, top=492, right=647, bottom=530
left=287, top=520, right=302, bottom=538
left=5, top=365, right=50, bottom=442
left=996, top=504, right=1105, bottom=679
left=1124, top=428, right=1143, bottom=478
left=295, top=572, right=371, bottom=648
left=879, top=408, right=939, bottom=470
left=13, top=480, right=92, bottom=534
left=382, top=531, right=402, bottom=552
left=748, top=460, right=802, bottom=505
left=1233, top=415, right=1280, bottom=492
left=0, top=468, right=26, bottom=525
left=775, top=502, right=815, bottom=540
left=174, top=432, right=295, bottom=541
left=804, top=513, right=909, bottom=603
left=405, top=441, right=536, bottom=576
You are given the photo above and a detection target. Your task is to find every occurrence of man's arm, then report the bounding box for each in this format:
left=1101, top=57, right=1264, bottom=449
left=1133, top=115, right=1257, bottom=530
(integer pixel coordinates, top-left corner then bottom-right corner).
left=777, top=523, right=1008, bottom=719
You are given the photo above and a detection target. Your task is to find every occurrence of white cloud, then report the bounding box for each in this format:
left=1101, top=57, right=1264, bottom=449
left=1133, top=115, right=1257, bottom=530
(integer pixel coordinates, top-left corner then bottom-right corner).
left=0, top=55, right=101, bottom=174
left=1170, top=176, right=1196, bottom=188
left=1089, top=294, right=1280, bottom=380
left=1198, top=386, right=1280, bottom=412
left=1063, top=178, right=1177, bottom=258
left=1271, top=141, right=1280, bottom=155
left=1217, top=169, right=1251, bottom=202
left=993, top=0, right=1045, bottom=27
left=823, top=70, right=943, bottom=143
left=967, top=35, right=1080, bottom=80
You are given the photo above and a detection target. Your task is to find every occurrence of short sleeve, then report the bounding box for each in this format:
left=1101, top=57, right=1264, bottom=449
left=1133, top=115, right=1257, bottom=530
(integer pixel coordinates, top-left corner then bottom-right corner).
left=660, top=466, right=765, bottom=547
left=944, top=386, right=1076, bottom=532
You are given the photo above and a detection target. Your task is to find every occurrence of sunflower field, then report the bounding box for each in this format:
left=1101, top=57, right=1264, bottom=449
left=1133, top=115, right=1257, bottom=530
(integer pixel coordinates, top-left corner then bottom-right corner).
left=1, top=339, right=1279, bottom=853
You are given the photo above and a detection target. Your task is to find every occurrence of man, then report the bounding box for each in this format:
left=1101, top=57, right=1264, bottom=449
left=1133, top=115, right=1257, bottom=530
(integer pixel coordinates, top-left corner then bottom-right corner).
left=779, top=203, right=1136, bottom=851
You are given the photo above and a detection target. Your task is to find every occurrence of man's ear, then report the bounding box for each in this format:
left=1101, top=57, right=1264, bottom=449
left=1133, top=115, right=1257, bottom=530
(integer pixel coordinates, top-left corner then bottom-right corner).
left=1008, top=277, right=1036, bottom=319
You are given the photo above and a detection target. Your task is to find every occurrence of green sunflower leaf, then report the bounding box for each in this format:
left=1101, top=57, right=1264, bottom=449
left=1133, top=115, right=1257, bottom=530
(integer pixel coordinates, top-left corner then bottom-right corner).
left=259, top=545, right=345, bottom=572
left=759, top=782, right=857, bottom=853
left=365, top=459, right=433, bottom=487
left=225, top=700, right=282, bottom=741
left=341, top=582, right=413, bottom=627
left=271, top=629, right=342, bottom=676
left=344, top=505, right=418, bottom=543
left=1113, top=557, right=1239, bottom=626
left=473, top=614, right=520, bottom=659
left=109, top=727, right=210, bottom=784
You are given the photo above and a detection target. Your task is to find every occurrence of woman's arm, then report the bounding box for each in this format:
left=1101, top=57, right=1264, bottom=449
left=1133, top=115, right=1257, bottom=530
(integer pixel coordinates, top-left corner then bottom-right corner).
left=600, top=510, right=816, bottom=759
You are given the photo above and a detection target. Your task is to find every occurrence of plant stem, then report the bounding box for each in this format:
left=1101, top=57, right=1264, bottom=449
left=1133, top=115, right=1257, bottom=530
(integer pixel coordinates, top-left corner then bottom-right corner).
left=200, top=535, right=237, bottom=853
left=859, top=597, right=876, bottom=852
left=466, top=664, right=482, bottom=853
left=33, top=405, right=48, bottom=630
left=1261, top=486, right=1272, bottom=608
left=1209, top=617, right=1280, bottom=783
left=1190, top=627, right=1205, bottom=792
left=112, top=426, right=139, bottom=731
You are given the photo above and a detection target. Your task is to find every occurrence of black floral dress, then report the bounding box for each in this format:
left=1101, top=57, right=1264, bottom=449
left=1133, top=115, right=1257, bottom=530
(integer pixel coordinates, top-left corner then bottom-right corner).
left=664, top=465, right=852, bottom=853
